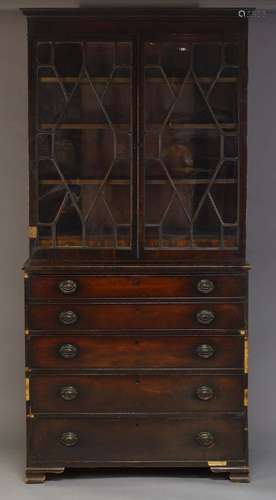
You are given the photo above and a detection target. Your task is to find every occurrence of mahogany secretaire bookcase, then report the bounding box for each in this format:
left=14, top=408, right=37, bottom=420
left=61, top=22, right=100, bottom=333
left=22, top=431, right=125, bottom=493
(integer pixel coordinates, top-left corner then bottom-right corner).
left=22, top=8, right=250, bottom=484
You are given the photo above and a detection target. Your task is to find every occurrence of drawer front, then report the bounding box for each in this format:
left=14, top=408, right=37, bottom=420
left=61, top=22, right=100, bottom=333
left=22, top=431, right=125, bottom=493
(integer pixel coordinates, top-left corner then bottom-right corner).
left=29, top=303, right=245, bottom=330
left=30, top=373, right=244, bottom=413
left=28, top=334, right=244, bottom=369
left=29, top=416, right=245, bottom=463
left=30, top=275, right=246, bottom=299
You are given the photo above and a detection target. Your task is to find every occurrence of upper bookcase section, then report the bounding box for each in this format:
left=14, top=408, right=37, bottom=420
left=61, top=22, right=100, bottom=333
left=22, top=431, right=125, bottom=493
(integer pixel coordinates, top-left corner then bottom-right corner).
left=23, top=8, right=248, bottom=264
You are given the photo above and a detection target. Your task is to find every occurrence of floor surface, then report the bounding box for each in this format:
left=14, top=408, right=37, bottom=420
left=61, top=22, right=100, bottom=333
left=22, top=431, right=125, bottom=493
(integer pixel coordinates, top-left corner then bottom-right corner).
left=1, top=442, right=275, bottom=500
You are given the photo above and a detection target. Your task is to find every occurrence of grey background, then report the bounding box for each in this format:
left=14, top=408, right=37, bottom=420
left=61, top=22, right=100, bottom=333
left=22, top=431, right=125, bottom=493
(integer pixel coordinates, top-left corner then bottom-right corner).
left=0, top=1, right=275, bottom=497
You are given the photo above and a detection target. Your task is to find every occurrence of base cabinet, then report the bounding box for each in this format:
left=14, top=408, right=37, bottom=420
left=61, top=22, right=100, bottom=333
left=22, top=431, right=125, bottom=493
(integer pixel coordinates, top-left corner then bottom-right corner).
left=25, top=270, right=249, bottom=483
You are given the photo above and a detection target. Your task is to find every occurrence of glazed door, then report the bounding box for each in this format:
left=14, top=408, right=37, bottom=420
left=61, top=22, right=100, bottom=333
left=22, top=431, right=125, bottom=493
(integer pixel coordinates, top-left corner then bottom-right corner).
left=141, top=38, right=246, bottom=262
left=33, top=39, right=137, bottom=258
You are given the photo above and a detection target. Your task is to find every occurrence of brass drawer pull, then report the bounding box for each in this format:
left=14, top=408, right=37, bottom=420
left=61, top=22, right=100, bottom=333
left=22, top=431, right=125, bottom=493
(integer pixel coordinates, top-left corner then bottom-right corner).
left=196, top=431, right=215, bottom=447
left=60, top=432, right=79, bottom=447
left=196, top=385, right=214, bottom=401
left=59, top=310, right=78, bottom=325
left=59, top=279, right=77, bottom=295
left=196, top=343, right=215, bottom=359
left=58, top=343, right=78, bottom=359
left=60, top=385, right=78, bottom=401
left=197, top=279, right=215, bottom=294
left=196, top=309, right=215, bottom=325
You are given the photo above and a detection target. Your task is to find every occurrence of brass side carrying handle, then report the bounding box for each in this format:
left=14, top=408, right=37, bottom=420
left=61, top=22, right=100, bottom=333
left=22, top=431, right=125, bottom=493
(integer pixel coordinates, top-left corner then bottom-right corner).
left=60, top=385, right=78, bottom=401
left=196, top=309, right=215, bottom=325
left=197, top=279, right=215, bottom=294
left=196, top=431, right=215, bottom=447
left=60, top=432, right=79, bottom=447
left=58, top=343, right=78, bottom=359
left=59, top=279, right=77, bottom=295
left=59, top=310, right=78, bottom=325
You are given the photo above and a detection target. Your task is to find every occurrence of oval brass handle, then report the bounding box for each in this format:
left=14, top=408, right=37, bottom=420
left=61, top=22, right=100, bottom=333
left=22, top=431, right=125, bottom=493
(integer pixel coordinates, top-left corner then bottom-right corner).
left=59, top=310, right=78, bottom=325
left=60, top=431, right=79, bottom=447
left=196, top=309, right=215, bottom=325
left=195, top=385, right=214, bottom=401
left=58, top=343, right=78, bottom=359
left=196, top=343, right=215, bottom=359
left=60, top=385, right=78, bottom=401
left=59, top=279, right=77, bottom=295
left=197, top=279, right=215, bottom=294
left=196, top=431, right=215, bottom=447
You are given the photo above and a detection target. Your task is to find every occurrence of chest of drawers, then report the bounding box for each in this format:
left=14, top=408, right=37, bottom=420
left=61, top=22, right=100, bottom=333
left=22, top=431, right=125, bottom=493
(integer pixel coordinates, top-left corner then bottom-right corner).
left=24, top=268, right=249, bottom=483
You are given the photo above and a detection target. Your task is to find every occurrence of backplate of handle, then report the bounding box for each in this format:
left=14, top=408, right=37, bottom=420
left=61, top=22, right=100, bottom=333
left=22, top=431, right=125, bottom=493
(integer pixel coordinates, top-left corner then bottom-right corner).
left=59, top=279, right=77, bottom=295
left=197, top=279, right=215, bottom=294
left=58, top=343, right=78, bottom=359
left=60, top=385, right=78, bottom=401
left=196, top=309, right=215, bottom=325
left=60, top=431, right=79, bottom=447
left=59, top=310, right=78, bottom=325
left=196, top=431, right=215, bottom=447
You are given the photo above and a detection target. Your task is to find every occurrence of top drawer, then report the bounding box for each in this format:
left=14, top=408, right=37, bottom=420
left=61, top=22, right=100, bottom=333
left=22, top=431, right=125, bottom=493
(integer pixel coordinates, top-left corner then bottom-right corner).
left=29, top=275, right=246, bottom=300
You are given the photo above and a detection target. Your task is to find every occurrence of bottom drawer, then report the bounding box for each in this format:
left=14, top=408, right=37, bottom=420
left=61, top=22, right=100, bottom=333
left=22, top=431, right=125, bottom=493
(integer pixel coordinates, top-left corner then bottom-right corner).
left=28, top=415, right=245, bottom=465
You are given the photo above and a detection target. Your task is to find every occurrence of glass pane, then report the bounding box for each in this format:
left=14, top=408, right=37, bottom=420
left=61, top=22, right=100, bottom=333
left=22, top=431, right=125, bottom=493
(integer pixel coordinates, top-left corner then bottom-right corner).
left=143, top=41, right=240, bottom=250
left=36, top=41, right=133, bottom=249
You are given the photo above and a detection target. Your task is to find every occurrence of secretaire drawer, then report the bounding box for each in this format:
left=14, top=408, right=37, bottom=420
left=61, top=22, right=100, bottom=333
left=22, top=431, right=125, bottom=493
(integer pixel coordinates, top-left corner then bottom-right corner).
left=29, top=303, right=245, bottom=330
left=28, top=415, right=245, bottom=464
left=30, top=373, right=244, bottom=413
left=29, top=275, right=246, bottom=300
left=27, top=334, right=244, bottom=369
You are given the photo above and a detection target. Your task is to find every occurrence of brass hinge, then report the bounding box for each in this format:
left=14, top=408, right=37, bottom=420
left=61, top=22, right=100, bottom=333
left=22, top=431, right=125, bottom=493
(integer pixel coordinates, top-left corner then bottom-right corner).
left=244, top=388, right=248, bottom=407
left=28, top=226, right=37, bottom=239
left=208, top=461, right=227, bottom=467
left=25, top=377, right=30, bottom=402
left=25, top=329, right=29, bottom=336
left=244, top=337, right=248, bottom=374
left=240, top=330, right=246, bottom=336
left=23, top=272, right=29, bottom=279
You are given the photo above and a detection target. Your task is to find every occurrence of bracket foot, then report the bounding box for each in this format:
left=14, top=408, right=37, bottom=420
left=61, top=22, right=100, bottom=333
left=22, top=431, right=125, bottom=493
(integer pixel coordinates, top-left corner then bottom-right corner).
left=25, top=468, right=65, bottom=484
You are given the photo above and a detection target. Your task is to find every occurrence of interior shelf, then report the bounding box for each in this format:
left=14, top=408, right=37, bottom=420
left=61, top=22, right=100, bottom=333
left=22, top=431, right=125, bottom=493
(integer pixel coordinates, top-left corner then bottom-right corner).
left=39, top=178, right=237, bottom=186
left=40, top=123, right=130, bottom=130
left=40, top=123, right=237, bottom=130
left=39, top=76, right=238, bottom=84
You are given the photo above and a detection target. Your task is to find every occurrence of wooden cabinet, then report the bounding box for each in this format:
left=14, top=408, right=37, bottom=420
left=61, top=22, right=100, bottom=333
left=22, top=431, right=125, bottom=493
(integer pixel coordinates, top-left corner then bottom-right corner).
left=23, top=8, right=249, bottom=484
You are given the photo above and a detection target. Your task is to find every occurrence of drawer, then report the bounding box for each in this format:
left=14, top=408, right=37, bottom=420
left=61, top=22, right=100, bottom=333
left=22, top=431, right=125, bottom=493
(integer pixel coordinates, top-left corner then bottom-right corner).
left=30, top=373, right=244, bottom=413
left=28, top=415, right=245, bottom=464
left=29, top=275, right=246, bottom=299
left=28, top=334, right=244, bottom=369
left=29, top=303, right=245, bottom=331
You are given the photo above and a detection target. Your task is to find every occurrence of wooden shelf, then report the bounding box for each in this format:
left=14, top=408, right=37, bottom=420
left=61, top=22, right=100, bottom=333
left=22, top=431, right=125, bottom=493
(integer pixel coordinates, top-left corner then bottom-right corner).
left=40, top=179, right=130, bottom=186
left=39, top=178, right=236, bottom=186
left=40, top=123, right=130, bottom=130
left=39, top=76, right=238, bottom=84
left=167, top=123, right=237, bottom=130
left=40, top=122, right=236, bottom=131
left=146, top=178, right=237, bottom=185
